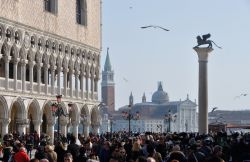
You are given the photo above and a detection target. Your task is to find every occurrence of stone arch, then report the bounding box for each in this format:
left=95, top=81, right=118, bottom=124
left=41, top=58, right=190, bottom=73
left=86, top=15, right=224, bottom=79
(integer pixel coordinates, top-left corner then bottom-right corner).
left=79, top=104, right=90, bottom=134
left=38, top=37, right=45, bottom=51
left=9, top=97, right=26, bottom=134
left=87, top=51, right=92, bottom=62
left=10, top=44, right=20, bottom=59
left=49, top=54, right=56, bottom=68
left=27, top=99, right=41, bottom=134
left=1, top=41, right=11, bottom=57
left=62, top=56, right=69, bottom=70
left=14, top=29, right=22, bottom=44
left=70, top=46, right=76, bottom=57
left=82, top=49, right=87, bottom=61
left=69, top=103, right=79, bottom=123
left=52, top=40, right=58, bottom=53
left=58, top=43, right=64, bottom=53
left=19, top=47, right=27, bottom=60
left=90, top=105, right=101, bottom=126
left=41, top=100, right=53, bottom=134
left=0, top=96, right=8, bottom=136
left=0, top=96, right=8, bottom=119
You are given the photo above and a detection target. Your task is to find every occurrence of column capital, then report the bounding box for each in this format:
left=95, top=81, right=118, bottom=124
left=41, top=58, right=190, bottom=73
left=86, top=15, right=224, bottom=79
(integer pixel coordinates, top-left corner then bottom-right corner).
left=47, top=119, right=56, bottom=126
left=193, top=47, right=213, bottom=62
left=72, top=121, right=80, bottom=126
left=32, top=119, right=43, bottom=126
left=0, top=118, right=10, bottom=125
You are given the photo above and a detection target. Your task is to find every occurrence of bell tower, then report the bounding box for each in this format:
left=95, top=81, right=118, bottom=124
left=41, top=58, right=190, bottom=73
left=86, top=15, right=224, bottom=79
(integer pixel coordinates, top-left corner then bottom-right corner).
left=101, top=48, right=115, bottom=112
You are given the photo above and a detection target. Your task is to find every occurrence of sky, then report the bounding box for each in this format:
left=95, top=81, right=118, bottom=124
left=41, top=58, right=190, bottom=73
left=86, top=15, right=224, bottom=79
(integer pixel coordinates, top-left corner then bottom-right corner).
left=100, top=0, right=250, bottom=112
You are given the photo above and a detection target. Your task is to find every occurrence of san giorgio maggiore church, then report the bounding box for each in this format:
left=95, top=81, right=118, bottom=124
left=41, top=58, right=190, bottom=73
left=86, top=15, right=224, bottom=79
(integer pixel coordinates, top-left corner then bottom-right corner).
left=0, top=0, right=103, bottom=142
left=101, top=50, right=198, bottom=133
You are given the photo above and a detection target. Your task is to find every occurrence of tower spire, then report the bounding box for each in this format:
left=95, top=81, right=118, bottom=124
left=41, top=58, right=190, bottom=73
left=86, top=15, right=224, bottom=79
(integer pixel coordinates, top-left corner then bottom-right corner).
left=104, top=47, right=112, bottom=71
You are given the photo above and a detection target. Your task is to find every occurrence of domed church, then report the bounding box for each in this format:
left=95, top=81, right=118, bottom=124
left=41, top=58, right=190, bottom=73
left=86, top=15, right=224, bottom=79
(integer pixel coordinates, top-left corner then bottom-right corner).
left=114, top=82, right=198, bottom=133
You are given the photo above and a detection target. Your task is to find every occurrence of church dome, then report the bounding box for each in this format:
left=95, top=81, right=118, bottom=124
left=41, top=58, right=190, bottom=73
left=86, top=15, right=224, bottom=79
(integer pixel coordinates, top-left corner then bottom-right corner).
left=152, top=82, right=169, bottom=104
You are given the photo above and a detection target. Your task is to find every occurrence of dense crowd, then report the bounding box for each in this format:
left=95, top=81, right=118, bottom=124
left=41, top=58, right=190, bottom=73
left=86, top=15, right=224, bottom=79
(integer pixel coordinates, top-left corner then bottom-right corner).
left=0, top=131, right=250, bottom=162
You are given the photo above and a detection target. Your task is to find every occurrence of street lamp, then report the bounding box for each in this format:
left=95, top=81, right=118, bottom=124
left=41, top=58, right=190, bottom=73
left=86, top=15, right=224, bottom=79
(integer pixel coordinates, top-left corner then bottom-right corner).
left=164, top=110, right=177, bottom=133
left=122, top=105, right=140, bottom=137
left=51, top=95, right=71, bottom=143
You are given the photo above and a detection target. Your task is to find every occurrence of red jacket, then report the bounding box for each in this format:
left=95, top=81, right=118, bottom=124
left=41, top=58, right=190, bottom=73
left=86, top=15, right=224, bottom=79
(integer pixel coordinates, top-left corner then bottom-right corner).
left=14, top=149, right=30, bottom=162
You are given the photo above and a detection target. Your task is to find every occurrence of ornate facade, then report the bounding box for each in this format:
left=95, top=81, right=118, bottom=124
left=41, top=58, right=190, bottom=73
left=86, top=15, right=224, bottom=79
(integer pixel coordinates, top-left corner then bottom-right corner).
left=0, top=0, right=102, bottom=142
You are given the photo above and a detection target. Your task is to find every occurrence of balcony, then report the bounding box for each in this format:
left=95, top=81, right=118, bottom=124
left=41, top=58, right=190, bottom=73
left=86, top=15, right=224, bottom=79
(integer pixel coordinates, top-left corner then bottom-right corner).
left=0, top=77, right=98, bottom=101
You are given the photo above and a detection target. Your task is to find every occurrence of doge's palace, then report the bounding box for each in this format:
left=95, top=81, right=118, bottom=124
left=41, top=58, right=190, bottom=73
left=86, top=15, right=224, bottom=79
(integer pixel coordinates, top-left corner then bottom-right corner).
left=0, top=0, right=102, bottom=142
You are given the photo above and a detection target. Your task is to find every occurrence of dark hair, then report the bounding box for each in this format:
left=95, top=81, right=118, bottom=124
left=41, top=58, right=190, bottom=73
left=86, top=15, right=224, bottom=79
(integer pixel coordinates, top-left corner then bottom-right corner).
left=136, top=156, right=147, bottom=162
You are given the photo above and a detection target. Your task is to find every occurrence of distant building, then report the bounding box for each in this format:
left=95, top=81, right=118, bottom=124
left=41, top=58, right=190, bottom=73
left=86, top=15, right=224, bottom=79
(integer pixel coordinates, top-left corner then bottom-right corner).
left=112, top=82, right=198, bottom=133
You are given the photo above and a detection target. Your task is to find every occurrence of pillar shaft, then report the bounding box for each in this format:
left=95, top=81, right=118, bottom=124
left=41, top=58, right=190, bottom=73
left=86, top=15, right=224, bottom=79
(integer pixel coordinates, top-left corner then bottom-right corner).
left=194, top=47, right=213, bottom=134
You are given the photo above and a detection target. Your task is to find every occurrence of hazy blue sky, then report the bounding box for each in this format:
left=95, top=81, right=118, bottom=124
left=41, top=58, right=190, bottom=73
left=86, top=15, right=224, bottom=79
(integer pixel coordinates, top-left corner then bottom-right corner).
left=100, top=0, right=250, bottom=111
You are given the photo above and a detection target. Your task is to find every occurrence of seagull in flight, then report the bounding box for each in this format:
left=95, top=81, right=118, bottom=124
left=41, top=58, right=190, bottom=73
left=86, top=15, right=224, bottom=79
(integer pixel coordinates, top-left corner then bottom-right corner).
left=141, top=25, right=170, bottom=31
left=211, top=107, right=218, bottom=113
left=234, top=93, right=248, bottom=99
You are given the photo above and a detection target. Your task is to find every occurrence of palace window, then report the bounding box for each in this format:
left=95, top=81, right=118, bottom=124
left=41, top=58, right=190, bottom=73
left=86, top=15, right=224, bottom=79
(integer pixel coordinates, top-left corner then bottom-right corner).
left=76, top=0, right=87, bottom=25
left=44, top=0, right=57, bottom=14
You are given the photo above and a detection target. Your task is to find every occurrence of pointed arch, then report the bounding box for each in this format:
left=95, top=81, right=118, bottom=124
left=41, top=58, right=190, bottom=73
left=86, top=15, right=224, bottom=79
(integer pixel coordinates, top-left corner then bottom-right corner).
left=0, top=96, right=8, bottom=118
left=9, top=97, right=26, bottom=119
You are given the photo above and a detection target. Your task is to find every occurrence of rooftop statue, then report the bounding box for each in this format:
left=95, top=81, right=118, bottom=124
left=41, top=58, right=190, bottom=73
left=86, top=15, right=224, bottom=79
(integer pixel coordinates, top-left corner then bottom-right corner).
left=195, top=33, right=222, bottom=49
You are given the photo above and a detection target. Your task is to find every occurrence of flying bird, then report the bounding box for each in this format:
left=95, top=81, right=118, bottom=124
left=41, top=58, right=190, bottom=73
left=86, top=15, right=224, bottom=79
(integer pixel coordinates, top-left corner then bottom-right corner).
left=211, top=107, right=218, bottom=113
left=234, top=93, right=248, bottom=99
left=123, top=77, right=128, bottom=82
left=141, top=25, right=170, bottom=31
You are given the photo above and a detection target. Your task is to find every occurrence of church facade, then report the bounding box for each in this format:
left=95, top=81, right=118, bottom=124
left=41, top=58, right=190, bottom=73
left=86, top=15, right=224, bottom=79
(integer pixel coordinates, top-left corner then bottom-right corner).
left=112, top=82, right=198, bottom=133
left=0, top=0, right=102, bottom=142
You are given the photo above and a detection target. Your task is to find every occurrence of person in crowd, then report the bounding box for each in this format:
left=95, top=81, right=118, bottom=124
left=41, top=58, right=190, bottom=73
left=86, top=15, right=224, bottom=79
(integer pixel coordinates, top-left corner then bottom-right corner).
left=44, top=145, right=57, bottom=162
left=67, top=136, right=80, bottom=162
left=54, top=141, right=67, bottom=162
left=99, top=141, right=111, bottom=162
left=146, top=144, right=163, bottom=162
left=166, top=145, right=187, bottom=162
left=13, top=143, right=30, bottom=162
left=207, top=145, right=225, bottom=162
left=64, top=153, right=73, bottom=162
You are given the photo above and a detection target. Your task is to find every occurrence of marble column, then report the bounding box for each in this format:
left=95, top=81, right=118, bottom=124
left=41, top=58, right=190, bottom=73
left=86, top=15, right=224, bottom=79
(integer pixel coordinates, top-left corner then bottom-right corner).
left=1, top=118, right=10, bottom=136
left=57, top=66, right=61, bottom=95
left=63, top=69, right=68, bottom=97
left=47, top=119, right=55, bottom=144
left=33, top=120, right=42, bottom=137
left=21, top=60, right=27, bottom=93
left=60, top=119, right=68, bottom=137
left=72, top=121, right=79, bottom=140
left=92, top=124, right=100, bottom=135
left=44, top=66, right=48, bottom=95
left=193, top=47, right=213, bottom=134
left=69, top=70, right=73, bottom=97
left=85, top=77, right=89, bottom=99
left=37, top=63, right=42, bottom=94
left=91, top=77, right=94, bottom=99
left=4, top=56, right=10, bottom=90
left=80, top=74, right=84, bottom=99
left=29, top=62, right=34, bottom=93
left=13, top=61, right=18, bottom=90
left=51, top=67, right=55, bottom=95
left=83, top=123, right=90, bottom=138
left=75, top=73, right=79, bottom=98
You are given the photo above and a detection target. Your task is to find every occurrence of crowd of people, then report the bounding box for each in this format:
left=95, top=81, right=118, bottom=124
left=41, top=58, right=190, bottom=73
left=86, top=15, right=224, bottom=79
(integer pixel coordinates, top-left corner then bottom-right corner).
left=0, top=131, right=250, bottom=162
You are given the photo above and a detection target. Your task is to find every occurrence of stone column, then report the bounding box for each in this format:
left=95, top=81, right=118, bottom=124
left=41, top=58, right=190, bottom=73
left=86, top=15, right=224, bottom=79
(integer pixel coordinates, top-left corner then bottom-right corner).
left=1, top=118, right=10, bottom=136
left=21, top=60, right=27, bottom=93
left=83, top=123, right=90, bottom=138
left=69, top=70, right=73, bottom=97
left=51, top=67, right=55, bottom=95
left=37, top=63, right=42, bottom=94
left=75, top=73, right=79, bottom=98
left=57, top=66, right=61, bottom=95
left=47, top=119, right=55, bottom=144
left=63, top=69, right=68, bottom=97
left=72, top=121, right=79, bottom=140
left=44, top=66, right=49, bottom=95
left=85, top=76, right=89, bottom=99
left=92, top=124, right=100, bottom=135
left=60, top=119, right=68, bottom=137
left=80, top=74, right=84, bottom=99
left=29, top=62, right=34, bottom=93
left=33, top=120, right=42, bottom=137
left=193, top=47, right=213, bottom=134
left=4, top=56, right=10, bottom=90
left=13, top=61, right=18, bottom=90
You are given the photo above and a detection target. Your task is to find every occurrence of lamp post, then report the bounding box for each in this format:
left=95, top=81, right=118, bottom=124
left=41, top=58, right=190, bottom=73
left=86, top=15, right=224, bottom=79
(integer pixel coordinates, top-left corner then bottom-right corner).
left=164, top=110, right=176, bottom=133
left=51, top=95, right=71, bottom=143
left=122, top=105, right=140, bottom=137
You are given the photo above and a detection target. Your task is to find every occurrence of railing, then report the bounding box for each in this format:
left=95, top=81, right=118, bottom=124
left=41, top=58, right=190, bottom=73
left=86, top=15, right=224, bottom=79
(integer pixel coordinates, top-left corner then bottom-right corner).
left=0, top=77, right=98, bottom=101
